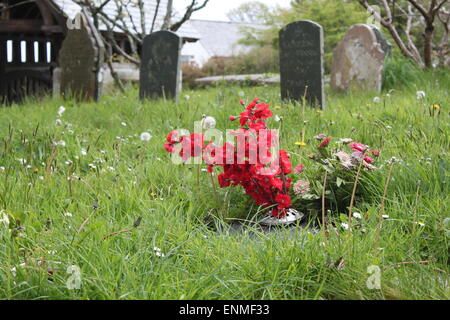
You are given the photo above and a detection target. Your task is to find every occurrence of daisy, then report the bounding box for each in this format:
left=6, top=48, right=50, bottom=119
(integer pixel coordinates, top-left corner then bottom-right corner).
left=353, top=212, right=362, bottom=219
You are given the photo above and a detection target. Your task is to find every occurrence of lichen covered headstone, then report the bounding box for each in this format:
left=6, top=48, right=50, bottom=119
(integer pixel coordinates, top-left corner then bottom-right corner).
left=331, top=24, right=390, bottom=92
left=59, top=12, right=104, bottom=101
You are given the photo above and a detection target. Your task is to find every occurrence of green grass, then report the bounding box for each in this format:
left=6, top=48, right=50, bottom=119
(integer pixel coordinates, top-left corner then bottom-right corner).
left=0, top=70, right=449, bottom=300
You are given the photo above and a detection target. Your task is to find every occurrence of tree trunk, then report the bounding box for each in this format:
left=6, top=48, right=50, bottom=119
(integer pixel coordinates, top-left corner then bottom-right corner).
left=423, top=24, right=435, bottom=68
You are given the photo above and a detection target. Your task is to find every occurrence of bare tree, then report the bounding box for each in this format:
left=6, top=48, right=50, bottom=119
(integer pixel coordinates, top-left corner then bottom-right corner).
left=72, top=0, right=209, bottom=90
left=356, top=0, right=449, bottom=68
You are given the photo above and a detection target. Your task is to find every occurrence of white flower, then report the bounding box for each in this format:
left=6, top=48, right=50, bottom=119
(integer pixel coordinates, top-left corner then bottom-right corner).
left=0, top=210, right=10, bottom=228
left=382, top=215, right=389, bottom=219
left=88, top=163, right=96, bottom=169
left=57, top=106, right=65, bottom=117
left=274, top=115, right=282, bottom=122
left=65, top=160, right=73, bottom=165
left=64, top=212, right=73, bottom=217
left=153, top=247, right=165, bottom=257
left=140, top=132, right=152, bottom=142
left=373, top=97, right=381, bottom=103
left=54, top=140, right=66, bottom=147
left=341, top=223, right=349, bottom=230
left=201, top=116, right=216, bottom=129
left=55, top=119, right=62, bottom=126
left=353, top=212, right=362, bottom=219
left=121, top=121, right=127, bottom=127
left=337, top=138, right=353, bottom=144
left=81, top=149, right=87, bottom=156
left=17, top=158, right=27, bottom=165
left=0, top=166, right=5, bottom=171
left=416, top=91, right=426, bottom=99
left=107, top=166, right=115, bottom=172
left=184, top=95, right=191, bottom=101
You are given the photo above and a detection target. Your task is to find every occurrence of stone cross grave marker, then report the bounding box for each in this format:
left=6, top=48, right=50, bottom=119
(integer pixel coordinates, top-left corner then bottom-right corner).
left=279, top=20, right=325, bottom=109
left=331, top=24, right=390, bottom=92
left=59, top=11, right=104, bottom=101
left=140, top=31, right=182, bottom=101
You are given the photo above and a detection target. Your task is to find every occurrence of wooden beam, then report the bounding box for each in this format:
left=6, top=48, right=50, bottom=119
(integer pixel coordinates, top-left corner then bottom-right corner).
left=0, top=19, right=62, bottom=33
left=0, top=19, right=42, bottom=32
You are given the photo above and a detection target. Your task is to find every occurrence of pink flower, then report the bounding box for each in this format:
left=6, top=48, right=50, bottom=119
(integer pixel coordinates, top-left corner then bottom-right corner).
left=371, top=150, right=380, bottom=156
left=314, top=133, right=327, bottom=140
left=294, top=164, right=304, bottom=174
left=364, top=157, right=375, bottom=163
left=293, top=179, right=310, bottom=196
left=350, top=142, right=367, bottom=152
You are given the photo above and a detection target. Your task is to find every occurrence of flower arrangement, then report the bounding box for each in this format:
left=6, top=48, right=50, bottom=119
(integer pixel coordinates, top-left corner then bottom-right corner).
left=164, top=98, right=381, bottom=223
left=164, top=98, right=294, bottom=218
left=291, top=134, right=381, bottom=215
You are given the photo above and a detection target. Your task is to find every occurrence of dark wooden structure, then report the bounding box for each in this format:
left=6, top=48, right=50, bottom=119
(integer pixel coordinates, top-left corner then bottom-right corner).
left=0, top=0, right=66, bottom=104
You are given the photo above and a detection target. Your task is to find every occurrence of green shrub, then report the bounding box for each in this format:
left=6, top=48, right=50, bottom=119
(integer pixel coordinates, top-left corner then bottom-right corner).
left=383, top=55, right=422, bottom=90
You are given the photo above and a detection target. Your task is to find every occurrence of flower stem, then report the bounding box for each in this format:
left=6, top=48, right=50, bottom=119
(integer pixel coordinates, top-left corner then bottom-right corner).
left=348, top=152, right=367, bottom=229
left=322, top=169, right=328, bottom=233
left=374, top=162, right=395, bottom=252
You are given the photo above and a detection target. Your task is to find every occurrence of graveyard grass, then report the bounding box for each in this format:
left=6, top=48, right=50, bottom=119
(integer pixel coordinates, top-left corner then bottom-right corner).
left=0, top=71, right=449, bottom=300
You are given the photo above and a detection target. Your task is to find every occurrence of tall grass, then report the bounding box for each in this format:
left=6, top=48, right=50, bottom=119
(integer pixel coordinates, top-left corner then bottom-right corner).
left=0, top=71, right=448, bottom=299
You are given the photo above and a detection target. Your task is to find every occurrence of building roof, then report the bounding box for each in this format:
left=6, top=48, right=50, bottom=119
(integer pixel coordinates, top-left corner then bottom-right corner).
left=50, top=0, right=200, bottom=40
left=185, top=19, right=266, bottom=57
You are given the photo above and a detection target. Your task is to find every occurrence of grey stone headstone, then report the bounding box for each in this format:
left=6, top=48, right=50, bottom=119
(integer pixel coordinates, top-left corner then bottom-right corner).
left=279, top=20, right=325, bottom=109
left=140, top=31, right=182, bottom=101
left=59, top=12, right=104, bottom=101
left=52, top=67, right=61, bottom=98
left=331, top=24, right=387, bottom=93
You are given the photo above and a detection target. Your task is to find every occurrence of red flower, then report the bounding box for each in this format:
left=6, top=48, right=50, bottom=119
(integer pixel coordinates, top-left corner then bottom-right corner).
left=371, top=150, right=380, bottom=156
left=279, top=150, right=292, bottom=174
left=275, top=193, right=291, bottom=209
left=164, top=130, right=180, bottom=153
left=364, top=157, right=375, bottom=163
left=319, top=137, right=332, bottom=148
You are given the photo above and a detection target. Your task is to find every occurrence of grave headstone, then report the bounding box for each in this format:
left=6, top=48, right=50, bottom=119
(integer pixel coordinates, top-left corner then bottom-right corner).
left=52, top=67, right=61, bottom=98
left=59, top=11, right=104, bottom=101
left=139, top=31, right=182, bottom=101
left=331, top=24, right=388, bottom=92
left=279, top=20, right=325, bottom=109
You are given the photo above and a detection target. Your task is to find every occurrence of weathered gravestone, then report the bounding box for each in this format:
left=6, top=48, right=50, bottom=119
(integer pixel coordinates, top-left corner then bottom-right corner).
left=279, top=20, right=325, bottom=109
left=140, top=31, right=182, bottom=101
left=59, top=12, right=104, bottom=101
left=331, top=24, right=390, bottom=92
